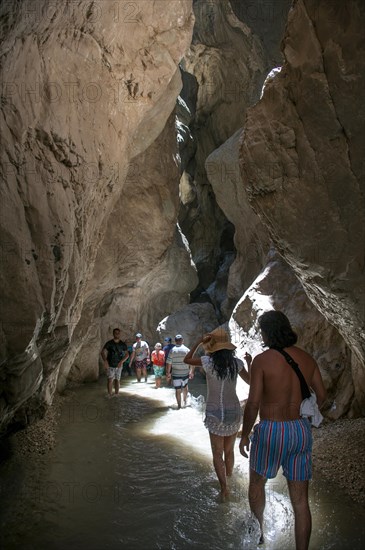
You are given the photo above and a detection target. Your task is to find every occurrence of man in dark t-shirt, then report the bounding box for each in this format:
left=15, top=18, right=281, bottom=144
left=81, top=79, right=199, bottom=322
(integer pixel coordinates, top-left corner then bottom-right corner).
left=101, top=328, right=129, bottom=397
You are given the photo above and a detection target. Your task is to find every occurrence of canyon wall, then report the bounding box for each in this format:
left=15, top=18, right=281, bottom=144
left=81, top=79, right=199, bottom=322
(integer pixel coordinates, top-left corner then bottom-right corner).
left=231, top=251, right=354, bottom=419
left=177, top=0, right=292, bottom=318
left=240, top=0, right=365, bottom=414
left=0, top=0, right=195, bottom=434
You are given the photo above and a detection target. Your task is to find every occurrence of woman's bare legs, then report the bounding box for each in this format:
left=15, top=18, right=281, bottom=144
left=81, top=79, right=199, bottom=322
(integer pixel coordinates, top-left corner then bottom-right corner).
left=209, top=433, right=227, bottom=499
left=223, top=433, right=237, bottom=476
left=209, top=432, right=238, bottom=500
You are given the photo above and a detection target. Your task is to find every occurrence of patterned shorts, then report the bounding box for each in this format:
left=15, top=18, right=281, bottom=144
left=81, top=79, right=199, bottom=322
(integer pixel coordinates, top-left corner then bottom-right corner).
left=250, top=418, right=312, bottom=481
left=107, top=366, right=123, bottom=380
left=153, top=366, right=165, bottom=378
left=135, top=359, right=148, bottom=370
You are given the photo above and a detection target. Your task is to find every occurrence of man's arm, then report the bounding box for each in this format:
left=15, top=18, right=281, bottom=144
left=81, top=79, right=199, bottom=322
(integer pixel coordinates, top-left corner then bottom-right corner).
left=119, top=346, right=129, bottom=367
left=129, top=349, right=135, bottom=366
left=165, top=358, right=172, bottom=379
left=239, top=356, right=263, bottom=458
left=310, top=362, right=327, bottom=408
left=101, top=345, right=109, bottom=370
left=238, top=353, right=252, bottom=385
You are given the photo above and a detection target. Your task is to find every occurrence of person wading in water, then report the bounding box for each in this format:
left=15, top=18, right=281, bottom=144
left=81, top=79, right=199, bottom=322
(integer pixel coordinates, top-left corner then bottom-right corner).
left=240, top=310, right=326, bottom=549
left=184, top=328, right=251, bottom=501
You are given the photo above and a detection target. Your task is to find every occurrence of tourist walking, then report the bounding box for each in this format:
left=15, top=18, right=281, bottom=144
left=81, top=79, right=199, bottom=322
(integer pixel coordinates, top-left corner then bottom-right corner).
left=184, top=327, right=251, bottom=501
left=122, top=342, right=133, bottom=377
left=239, top=310, right=326, bottom=549
left=163, top=337, right=174, bottom=385
left=151, top=343, right=165, bottom=388
left=129, top=333, right=150, bottom=382
left=166, top=335, right=192, bottom=409
left=101, top=328, right=129, bottom=397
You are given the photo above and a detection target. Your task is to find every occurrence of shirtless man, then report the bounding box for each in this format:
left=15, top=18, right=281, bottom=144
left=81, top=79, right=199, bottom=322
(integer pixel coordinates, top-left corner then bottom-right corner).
left=239, top=310, right=326, bottom=550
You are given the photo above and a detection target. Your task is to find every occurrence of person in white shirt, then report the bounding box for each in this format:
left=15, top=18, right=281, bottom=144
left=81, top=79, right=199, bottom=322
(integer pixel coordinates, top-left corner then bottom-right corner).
left=184, top=328, right=251, bottom=501
left=129, top=333, right=150, bottom=382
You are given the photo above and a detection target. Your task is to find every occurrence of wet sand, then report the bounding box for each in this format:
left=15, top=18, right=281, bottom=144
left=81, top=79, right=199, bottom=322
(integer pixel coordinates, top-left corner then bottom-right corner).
left=5, top=389, right=365, bottom=508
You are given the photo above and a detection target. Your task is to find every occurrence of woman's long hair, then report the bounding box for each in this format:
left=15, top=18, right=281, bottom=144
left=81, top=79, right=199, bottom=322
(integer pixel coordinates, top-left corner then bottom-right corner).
left=210, top=349, right=238, bottom=380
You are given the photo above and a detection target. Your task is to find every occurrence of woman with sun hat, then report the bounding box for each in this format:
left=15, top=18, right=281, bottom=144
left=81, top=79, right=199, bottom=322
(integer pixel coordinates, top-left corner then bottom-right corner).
left=184, top=327, right=251, bottom=501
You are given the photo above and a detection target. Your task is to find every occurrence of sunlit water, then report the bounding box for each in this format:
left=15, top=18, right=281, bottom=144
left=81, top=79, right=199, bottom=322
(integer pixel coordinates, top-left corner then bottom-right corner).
left=0, top=374, right=364, bottom=549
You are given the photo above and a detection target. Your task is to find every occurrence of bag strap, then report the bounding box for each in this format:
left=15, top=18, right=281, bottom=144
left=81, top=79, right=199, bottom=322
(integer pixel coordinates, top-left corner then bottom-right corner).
left=270, top=346, right=311, bottom=400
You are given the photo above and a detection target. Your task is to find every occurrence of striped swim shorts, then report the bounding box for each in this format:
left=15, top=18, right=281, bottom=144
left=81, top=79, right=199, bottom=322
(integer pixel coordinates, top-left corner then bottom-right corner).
left=250, top=418, right=312, bottom=481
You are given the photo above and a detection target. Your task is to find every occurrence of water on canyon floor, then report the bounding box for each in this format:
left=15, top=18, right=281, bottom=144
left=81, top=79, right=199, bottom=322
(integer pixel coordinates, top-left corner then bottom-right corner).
left=0, top=374, right=364, bottom=549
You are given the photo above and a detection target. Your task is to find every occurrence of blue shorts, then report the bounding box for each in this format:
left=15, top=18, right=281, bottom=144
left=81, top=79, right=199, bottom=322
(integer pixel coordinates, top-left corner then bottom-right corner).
left=250, top=418, right=312, bottom=481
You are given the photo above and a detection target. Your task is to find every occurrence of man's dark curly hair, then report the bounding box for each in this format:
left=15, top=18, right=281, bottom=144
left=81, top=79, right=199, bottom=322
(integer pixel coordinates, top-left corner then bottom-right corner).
left=259, top=310, right=298, bottom=348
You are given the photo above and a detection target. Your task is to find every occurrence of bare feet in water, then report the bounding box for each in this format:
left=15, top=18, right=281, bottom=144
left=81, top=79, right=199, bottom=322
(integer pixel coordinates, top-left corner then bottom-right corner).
left=219, top=488, right=230, bottom=503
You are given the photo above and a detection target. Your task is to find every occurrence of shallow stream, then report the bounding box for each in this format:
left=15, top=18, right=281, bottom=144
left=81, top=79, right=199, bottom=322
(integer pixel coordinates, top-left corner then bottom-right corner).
left=1, top=374, right=364, bottom=549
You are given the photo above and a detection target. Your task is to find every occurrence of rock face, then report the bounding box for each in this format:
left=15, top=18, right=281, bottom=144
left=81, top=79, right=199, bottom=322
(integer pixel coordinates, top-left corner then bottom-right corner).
left=206, top=130, right=270, bottom=318
left=240, top=0, right=365, bottom=413
left=59, top=115, right=198, bottom=389
left=157, top=302, right=219, bottom=348
left=177, top=0, right=291, bottom=318
left=0, top=0, right=195, bottom=434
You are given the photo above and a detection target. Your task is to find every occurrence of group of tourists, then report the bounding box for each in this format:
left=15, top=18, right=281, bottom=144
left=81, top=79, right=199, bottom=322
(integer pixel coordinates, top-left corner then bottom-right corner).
left=101, top=311, right=327, bottom=550
left=101, top=331, right=182, bottom=391
left=101, top=330, right=197, bottom=408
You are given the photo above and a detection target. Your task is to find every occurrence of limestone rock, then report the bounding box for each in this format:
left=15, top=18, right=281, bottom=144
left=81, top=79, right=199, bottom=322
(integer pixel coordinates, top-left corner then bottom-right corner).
left=178, top=0, right=291, bottom=318
left=230, top=0, right=292, bottom=67
left=240, top=0, right=365, bottom=412
left=206, top=129, right=270, bottom=316
left=58, top=115, right=198, bottom=390
left=0, top=0, right=194, bottom=434
left=157, top=302, right=219, bottom=348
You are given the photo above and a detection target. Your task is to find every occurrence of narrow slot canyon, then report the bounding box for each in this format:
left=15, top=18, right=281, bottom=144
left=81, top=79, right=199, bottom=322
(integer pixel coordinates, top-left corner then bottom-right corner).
left=0, top=1, right=364, bottom=549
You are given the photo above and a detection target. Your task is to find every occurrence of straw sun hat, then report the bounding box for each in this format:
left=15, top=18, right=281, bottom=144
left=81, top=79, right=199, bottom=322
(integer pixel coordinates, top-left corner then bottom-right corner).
left=203, top=328, right=236, bottom=353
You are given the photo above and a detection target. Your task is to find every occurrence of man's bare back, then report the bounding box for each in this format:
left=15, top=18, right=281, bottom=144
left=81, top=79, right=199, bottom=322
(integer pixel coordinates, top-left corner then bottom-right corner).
left=255, top=346, right=326, bottom=421
left=240, top=310, right=327, bottom=550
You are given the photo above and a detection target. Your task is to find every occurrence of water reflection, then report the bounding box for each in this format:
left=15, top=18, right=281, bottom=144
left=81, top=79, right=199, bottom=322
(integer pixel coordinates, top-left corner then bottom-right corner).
left=0, top=376, right=364, bottom=550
